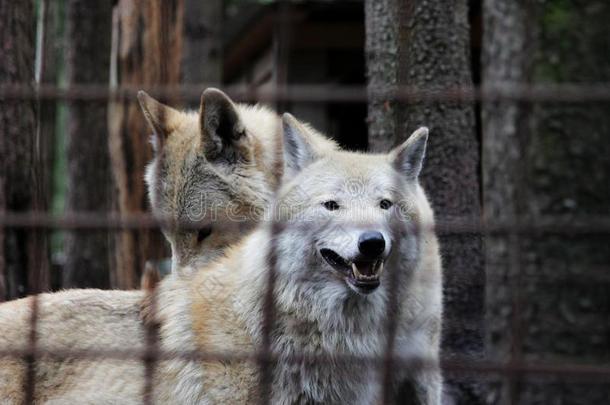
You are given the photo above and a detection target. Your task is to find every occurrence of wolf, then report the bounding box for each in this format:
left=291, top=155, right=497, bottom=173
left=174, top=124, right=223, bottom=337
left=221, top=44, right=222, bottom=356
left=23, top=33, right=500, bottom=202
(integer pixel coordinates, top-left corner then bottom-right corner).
left=138, top=89, right=337, bottom=276
left=0, top=117, right=442, bottom=404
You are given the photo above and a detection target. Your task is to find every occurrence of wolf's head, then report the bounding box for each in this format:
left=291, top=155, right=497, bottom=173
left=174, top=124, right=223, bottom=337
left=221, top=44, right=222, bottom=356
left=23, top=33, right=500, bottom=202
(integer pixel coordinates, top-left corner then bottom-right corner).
left=275, top=113, right=431, bottom=299
left=139, top=89, right=280, bottom=272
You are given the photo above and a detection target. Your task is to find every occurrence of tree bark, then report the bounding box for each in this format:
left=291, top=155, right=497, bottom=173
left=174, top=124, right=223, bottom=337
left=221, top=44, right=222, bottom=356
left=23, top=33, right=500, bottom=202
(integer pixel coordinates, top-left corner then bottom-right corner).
left=366, top=1, right=484, bottom=403
left=481, top=1, right=529, bottom=402
left=63, top=0, right=113, bottom=289
left=181, top=0, right=222, bottom=89
left=483, top=0, right=610, bottom=403
left=108, top=0, right=182, bottom=289
left=365, top=0, right=399, bottom=153
left=0, top=1, right=50, bottom=299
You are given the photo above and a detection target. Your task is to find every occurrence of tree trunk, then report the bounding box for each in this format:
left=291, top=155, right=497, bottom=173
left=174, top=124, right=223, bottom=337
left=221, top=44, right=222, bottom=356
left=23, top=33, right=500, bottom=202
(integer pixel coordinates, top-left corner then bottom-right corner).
left=483, top=1, right=610, bottom=403
left=181, top=0, right=222, bottom=89
left=62, top=0, right=113, bottom=289
left=364, top=0, right=399, bottom=153
left=366, top=1, right=484, bottom=403
left=108, top=0, right=182, bottom=289
left=481, top=1, right=529, bottom=403
left=0, top=1, right=50, bottom=299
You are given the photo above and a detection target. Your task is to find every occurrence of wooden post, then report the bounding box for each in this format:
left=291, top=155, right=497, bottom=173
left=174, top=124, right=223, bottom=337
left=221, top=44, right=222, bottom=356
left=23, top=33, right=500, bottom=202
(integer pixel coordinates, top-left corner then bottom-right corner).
left=108, top=0, right=183, bottom=289
left=63, top=0, right=114, bottom=289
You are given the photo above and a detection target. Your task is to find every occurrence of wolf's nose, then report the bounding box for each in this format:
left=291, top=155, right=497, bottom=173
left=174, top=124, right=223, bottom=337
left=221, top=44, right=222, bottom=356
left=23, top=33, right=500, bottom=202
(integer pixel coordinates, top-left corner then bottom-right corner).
left=358, top=231, right=385, bottom=258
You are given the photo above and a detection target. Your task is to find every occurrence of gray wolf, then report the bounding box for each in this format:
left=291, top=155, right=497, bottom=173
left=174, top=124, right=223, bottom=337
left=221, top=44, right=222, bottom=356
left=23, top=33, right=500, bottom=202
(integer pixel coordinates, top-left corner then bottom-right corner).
left=138, top=89, right=337, bottom=276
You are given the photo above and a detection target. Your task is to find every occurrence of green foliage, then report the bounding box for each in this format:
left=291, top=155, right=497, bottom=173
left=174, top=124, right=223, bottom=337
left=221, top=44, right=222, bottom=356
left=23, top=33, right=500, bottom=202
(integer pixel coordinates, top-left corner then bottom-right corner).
left=534, top=0, right=610, bottom=82
left=525, top=1, right=610, bottom=372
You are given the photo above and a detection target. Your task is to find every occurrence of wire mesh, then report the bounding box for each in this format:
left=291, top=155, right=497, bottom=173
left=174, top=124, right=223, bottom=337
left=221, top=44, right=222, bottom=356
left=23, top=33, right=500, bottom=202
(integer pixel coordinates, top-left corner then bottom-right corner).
left=0, top=0, right=608, bottom=404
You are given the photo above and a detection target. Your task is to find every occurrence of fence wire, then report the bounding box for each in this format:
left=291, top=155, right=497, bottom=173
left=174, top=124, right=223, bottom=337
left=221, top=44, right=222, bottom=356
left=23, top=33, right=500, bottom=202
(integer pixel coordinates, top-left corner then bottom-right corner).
left=0, top=1, right=609, bottom=404
left=2, top=83, right=610, bottom=103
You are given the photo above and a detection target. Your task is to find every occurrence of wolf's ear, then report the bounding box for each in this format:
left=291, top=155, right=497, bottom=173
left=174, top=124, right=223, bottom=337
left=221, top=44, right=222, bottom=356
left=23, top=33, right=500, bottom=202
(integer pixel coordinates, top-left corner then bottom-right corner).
left=138, top=91, right=179, bottom=153
left=390, top=127, right=429, bottom=180
left=282, top=113, right=321, bottom=177
left=199, top=88, right=247, bottom=163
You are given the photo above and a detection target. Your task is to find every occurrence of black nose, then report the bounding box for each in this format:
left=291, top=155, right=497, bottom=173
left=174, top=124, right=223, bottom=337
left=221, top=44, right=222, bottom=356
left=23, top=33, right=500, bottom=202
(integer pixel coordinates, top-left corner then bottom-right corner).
left=358, top=231, right=386, bottom=258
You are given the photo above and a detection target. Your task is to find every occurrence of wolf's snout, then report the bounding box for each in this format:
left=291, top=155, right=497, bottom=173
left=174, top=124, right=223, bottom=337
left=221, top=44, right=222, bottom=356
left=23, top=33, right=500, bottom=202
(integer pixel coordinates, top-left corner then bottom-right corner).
left=358, top=231, right=385, bottom=258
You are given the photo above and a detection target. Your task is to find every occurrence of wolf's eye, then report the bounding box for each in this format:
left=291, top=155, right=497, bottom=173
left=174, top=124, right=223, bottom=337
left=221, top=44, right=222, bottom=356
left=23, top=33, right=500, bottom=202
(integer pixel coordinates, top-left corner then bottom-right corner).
left=379, top=199, right=393, bottom=210
left=197, top=226, right=213, bottom=242
left=322, top=200, right=340, bottom=211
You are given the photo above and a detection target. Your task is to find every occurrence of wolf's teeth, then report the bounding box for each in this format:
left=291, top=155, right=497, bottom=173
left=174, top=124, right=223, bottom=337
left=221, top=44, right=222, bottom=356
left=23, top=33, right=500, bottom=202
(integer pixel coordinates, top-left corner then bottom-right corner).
left=351, top=262, right=363, bottom=278
left=377, top=260, right=384, bottom=276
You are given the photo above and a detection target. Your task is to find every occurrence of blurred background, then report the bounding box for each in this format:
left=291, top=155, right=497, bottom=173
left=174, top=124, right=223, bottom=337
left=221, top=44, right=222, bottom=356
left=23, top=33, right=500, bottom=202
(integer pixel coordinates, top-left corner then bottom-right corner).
left=0, top=0, right=609, bottom=404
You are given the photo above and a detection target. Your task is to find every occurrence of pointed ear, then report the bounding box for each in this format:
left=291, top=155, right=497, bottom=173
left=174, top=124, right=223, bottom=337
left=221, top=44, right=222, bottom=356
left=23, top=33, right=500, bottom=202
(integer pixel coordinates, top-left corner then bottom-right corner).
left=138, top=91, right=179, bottom=153
left=199, top=88, right=247, bottom=163
left=390, top=127, right=429, bottom=180
left=282, top=113, right=321, bottom=177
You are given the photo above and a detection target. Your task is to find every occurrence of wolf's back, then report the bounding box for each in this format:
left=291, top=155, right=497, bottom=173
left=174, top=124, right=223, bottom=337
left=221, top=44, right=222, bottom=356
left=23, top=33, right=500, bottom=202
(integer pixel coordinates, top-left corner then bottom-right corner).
left=0, top=290, right=147, bottom=403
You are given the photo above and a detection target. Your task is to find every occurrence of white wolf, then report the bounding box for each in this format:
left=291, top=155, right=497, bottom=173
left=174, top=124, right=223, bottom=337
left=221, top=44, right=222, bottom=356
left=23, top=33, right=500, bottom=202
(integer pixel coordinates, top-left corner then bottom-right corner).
left=229, top=115, right=444, bottom=403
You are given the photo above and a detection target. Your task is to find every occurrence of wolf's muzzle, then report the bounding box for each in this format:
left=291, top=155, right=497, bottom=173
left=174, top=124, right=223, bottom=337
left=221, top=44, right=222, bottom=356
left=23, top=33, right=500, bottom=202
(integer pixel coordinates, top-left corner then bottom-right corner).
left=319, top=248, right=385, bottom=295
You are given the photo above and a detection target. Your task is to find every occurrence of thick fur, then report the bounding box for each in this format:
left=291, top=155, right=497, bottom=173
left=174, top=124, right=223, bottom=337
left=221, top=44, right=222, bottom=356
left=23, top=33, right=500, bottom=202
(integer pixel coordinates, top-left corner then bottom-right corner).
left=139, top=89, right=337, bottom=275
left=0, top=122, right=442, bottom=404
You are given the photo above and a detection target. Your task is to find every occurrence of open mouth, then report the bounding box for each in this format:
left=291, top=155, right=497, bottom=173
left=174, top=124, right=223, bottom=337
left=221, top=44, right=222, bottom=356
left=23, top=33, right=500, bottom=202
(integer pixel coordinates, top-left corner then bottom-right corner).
left=319, top=248, right=384, bottom=294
